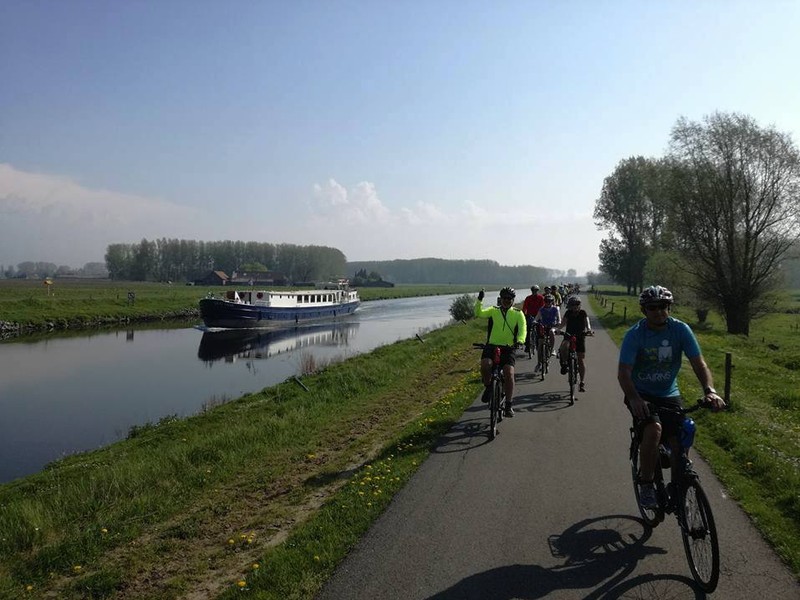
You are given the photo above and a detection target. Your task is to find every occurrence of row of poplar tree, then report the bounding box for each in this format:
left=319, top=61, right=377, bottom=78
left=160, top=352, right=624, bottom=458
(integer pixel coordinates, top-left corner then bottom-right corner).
left=104, top=240, right=347, bottom=285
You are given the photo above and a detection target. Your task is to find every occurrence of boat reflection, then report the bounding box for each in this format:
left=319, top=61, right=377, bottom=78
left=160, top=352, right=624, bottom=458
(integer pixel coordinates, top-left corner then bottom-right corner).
left=198, top=321, right=360, bottom=362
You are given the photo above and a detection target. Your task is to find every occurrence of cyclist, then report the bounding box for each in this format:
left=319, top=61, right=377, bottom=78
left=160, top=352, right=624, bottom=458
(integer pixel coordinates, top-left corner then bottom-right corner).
left=534, top=294, right=561, bottom=359
left=556, top=296, right=592, bottom=392
left=618, top=285, right=725, bottom=509
left=475, top=287, right=527, bottom=417
left=522, top=285, right=545, bottom=353
left=551, top=285, right=563, bottom=307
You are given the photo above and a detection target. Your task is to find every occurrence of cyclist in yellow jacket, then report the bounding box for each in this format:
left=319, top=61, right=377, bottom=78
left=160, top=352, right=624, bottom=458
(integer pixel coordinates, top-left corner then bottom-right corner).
left=475, top=287, right=527, bottom=417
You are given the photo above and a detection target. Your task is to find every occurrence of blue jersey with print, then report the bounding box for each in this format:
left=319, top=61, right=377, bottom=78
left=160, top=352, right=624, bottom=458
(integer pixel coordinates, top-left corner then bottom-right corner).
left=619, top=317, right=701, bottom=397
left=538, top=305, right=560, bottom=327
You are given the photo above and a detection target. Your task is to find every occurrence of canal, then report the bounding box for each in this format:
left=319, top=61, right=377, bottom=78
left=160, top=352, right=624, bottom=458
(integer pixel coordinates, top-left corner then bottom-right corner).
left=0, top=294, right=474, bottom=483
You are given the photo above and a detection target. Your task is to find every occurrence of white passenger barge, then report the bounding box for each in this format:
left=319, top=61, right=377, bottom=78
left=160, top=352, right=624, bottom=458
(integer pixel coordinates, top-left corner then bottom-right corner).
left=199, top=281, right=360, bottom=329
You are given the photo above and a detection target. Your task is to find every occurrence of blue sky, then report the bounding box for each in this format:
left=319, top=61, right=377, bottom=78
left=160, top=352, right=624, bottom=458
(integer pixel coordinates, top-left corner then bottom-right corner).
left=2, top=1, right=799, bottom=276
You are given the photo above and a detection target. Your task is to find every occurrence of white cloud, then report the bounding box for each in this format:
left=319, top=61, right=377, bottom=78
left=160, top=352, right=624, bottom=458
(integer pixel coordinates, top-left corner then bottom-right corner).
left=306, top=178, right=602, bottom=274
left=0, top=163, right=209, bottom=266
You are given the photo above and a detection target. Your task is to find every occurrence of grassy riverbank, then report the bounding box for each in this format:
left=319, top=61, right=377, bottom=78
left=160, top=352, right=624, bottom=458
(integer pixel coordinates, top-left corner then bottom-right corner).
left=590, top=287, right=800, bottom=576
left=0, top=319, right=486, bottom=599
left=0, top=279, right=482, bottom=334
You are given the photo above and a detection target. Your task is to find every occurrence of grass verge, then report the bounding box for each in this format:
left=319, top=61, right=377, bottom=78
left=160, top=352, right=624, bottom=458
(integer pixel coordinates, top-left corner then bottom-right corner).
left=0, top=319, right=487, bottom=599
left=590, top=286, right=800, bottom=577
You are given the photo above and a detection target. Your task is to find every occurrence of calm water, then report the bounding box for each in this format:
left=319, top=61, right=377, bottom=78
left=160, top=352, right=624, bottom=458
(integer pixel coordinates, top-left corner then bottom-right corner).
left=0, top=294, right=470, bottom=483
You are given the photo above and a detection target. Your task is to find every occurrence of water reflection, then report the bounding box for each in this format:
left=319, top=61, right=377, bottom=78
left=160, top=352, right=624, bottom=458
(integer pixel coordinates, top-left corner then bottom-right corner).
left=198, top=322, right=360, bottom=362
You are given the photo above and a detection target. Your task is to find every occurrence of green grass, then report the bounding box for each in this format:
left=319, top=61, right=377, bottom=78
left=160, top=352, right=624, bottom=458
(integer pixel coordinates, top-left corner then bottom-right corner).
left=0, top=319, right=487, bottom=599
left=0, top=280, right=482, bottom=332
left=590, top=285, right=800, bottom=576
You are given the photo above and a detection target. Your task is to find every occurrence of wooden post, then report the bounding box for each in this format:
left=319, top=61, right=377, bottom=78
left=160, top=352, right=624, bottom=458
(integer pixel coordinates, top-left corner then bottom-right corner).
left=611, top=302, right=615, bottom=313
left=724, top=352, right=732, bottom=408
left=623, top=306, right=627, bottom=322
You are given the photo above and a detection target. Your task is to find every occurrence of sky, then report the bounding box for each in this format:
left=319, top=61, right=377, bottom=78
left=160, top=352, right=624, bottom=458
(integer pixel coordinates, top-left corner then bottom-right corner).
left=2, top=1, right=799, bottom=276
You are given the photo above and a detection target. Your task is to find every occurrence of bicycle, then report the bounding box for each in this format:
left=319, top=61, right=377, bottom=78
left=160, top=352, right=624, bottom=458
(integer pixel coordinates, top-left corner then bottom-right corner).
left=558, top=330, right=592, bottom=404
left=473, top=343, right=507, bottom=440
left=536, top=324, right=554, bottom=380
left=525, top=316, right=537, bottom=360
left=629, top=401, right=721, bottom=592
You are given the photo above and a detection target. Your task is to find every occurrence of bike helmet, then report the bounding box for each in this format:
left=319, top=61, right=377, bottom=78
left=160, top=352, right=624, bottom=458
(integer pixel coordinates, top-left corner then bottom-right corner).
left=567, top=296, right=581, bottom=307
left=544, top=294, right=554, bottom=303
left=531, top=285, right=540, bottom=292
left=499, top=287, right=516, bottom=299
left=639, top=285, right=674, bottom=306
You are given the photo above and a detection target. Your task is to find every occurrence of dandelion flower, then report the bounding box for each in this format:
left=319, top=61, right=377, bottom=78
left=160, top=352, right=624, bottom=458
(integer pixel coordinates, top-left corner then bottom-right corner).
left=237, top=580, right=247, bottom=587
left=26, top=585, right=33, bottom=592
left=228, top=539, right=235, bottom=545
left=252, top=563, right=260, bottom=570
left=73, top=565, right=82, bottom=573
left=314, top=555, right=320, bottom=561
left=101, top=528, right=108, bottom=534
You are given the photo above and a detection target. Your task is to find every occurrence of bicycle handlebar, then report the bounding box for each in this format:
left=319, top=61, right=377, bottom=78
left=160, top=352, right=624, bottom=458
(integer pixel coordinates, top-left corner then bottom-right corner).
left=656, top=399, right=722, bottom=415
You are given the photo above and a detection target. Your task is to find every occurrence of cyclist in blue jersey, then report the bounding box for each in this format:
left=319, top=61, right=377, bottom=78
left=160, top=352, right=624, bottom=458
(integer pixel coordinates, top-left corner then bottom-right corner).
left=534, top=294, right=561, bottom=360
left=475, top=287, right=527, bottom=417
left=618, top=285, right=725, bottom=509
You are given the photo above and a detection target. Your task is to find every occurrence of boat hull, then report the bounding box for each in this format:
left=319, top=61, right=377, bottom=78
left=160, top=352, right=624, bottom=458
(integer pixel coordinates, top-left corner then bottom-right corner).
left=199, top=297, right=360, bottom=329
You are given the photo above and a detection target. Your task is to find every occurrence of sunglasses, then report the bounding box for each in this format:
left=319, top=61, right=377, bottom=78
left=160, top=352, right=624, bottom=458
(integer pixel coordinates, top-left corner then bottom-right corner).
left=644, top=303, right=670, bottom=311
left=500, top=296, right=514, bottom=301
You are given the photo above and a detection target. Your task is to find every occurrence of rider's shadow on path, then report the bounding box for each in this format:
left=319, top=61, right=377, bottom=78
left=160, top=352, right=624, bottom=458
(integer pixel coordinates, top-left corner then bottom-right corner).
left=514, top=392, right=571, bottom=412
left=431, top=405, right=496, bottom=453
left=424, top=514, right=704, bottom=600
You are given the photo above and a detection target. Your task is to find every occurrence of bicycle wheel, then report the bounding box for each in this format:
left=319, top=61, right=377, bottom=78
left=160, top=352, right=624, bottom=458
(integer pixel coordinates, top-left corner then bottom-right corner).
left=679, top=478, right=720, bottom=592
left=496, top=379, right=505, bottom=423
left=539, top=343, right=546, bottom=380
left=630, top=435, right=664, bottom=527
left=567, top=355, right=576, bottom=405
left=488, top=379, right=501, bottom=439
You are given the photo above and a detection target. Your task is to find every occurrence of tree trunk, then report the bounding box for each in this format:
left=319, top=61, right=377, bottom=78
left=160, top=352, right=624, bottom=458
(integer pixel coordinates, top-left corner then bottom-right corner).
left=725, top=307, right=750, bottom=335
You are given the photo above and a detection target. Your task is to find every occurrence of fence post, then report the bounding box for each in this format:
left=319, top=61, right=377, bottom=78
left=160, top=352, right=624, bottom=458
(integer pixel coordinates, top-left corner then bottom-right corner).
left=724, top=352, right=732, bottom=408
left=611, top=302, right=615, bottom=313
left=623, top=306, right=627, bottom=322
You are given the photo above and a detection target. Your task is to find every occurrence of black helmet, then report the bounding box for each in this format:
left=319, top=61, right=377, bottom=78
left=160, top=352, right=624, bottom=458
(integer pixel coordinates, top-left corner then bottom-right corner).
left=531, top=285, right=540, bottom=292
left=499, top=287, right=516, bottom=299
left=639, top=285, right=674, bottom=306
left=567, top=296, right=581, bottom=307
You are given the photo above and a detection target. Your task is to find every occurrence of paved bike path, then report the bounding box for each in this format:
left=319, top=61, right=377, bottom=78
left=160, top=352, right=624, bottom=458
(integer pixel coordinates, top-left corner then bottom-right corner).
left=317, top=304, right=799, bottom=599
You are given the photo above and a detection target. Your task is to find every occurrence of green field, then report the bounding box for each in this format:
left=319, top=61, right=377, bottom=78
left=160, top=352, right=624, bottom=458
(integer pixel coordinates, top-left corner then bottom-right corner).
left=590, top=286, right=800, bottom=576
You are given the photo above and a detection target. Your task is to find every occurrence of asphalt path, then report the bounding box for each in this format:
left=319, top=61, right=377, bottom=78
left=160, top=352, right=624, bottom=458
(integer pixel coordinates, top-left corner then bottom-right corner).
left=317, top=303, right=799, bottom=599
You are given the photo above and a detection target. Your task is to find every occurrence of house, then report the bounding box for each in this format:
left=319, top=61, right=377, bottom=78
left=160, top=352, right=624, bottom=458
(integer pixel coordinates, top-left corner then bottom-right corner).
left=195, top=270, right=229, bottom=286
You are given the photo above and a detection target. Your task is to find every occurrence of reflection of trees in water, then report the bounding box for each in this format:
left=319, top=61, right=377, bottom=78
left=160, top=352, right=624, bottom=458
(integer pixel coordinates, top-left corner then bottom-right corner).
left=198, top=322, right=359, bottom=363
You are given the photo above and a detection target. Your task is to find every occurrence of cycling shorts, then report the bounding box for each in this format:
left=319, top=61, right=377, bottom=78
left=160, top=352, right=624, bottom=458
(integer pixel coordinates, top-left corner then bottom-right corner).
left=481, top=344, right=517, bottom=368
left=625, top=393, right=684, bottom=441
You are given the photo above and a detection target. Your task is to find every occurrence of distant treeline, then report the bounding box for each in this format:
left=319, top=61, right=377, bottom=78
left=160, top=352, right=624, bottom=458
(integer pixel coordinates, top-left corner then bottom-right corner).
left=104, top=239, right=347, bottom=282
left=346, top=258, right=572, bottom=286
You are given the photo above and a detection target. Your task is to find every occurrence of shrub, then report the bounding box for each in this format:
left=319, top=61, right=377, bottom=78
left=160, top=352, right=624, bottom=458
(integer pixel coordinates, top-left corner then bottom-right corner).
left=449, top=294, right=475, bottom=321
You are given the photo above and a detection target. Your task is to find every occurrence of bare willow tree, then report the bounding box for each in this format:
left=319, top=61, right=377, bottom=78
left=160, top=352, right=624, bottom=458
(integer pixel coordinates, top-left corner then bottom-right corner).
left=668, top=112, right=800, bottom=335
left=594, top=156, right=668, bottom=294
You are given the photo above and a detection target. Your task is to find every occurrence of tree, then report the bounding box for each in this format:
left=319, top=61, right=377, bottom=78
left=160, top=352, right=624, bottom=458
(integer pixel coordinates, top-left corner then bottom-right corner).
left=667, top=112, right=800, bottom=335
left=449, top=294, right=475, bottom=321
left=594, top=156, right=668, bottom=295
